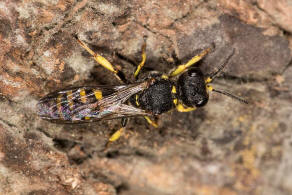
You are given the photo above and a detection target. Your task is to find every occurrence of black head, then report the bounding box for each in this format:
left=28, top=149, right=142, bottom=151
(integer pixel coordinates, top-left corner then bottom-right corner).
left=177, top=68, right=208, bottom=107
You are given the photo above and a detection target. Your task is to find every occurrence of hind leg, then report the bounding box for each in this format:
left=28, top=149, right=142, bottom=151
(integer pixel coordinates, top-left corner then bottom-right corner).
left=75, top=36, right=127, bottom=83
left=106, top=118, right=128, bottom=147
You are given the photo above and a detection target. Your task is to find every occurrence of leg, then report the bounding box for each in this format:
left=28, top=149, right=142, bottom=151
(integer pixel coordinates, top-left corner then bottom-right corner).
left=144, top=116, right=158, bottom=128
left=134, top=37, right=147, bottom=79
left=169, top=48, right=211, bottom=77
left=176, top=103, right=196, bottom=112
left=107, top=118, right=128, bottom=146
left=75, top=36, right=127, bottom=83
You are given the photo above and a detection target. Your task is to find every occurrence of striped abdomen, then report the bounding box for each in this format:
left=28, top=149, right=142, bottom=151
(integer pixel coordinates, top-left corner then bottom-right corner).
left=37, top=87, right=109, bottom=122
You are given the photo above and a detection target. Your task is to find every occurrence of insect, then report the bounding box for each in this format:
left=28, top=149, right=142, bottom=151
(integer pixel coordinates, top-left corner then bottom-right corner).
left=37, top=36, right=247, bottom=145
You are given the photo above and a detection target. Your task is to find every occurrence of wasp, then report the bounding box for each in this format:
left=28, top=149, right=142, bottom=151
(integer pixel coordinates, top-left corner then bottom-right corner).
left=37, top=36, right=247, bottom=144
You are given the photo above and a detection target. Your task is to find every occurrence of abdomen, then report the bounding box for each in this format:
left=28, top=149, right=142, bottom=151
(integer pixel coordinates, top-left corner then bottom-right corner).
left=37, top=87, right=110, bottom=123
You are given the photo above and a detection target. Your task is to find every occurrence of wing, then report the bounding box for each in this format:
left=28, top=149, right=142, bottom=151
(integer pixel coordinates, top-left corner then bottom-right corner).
left=68, top=103, right=151, bottom=123
left=37, top=80, right=152, bottom=123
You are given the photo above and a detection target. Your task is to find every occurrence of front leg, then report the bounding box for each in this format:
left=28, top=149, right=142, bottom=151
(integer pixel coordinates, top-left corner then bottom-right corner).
left=144, top=116, right=158, bottom=128
left=176, top=103, right=196, bottom=112
left=169, top=48, right=211, bottom=77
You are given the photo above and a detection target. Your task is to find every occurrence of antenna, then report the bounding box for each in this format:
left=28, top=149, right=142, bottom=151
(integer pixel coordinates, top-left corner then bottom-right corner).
left=209, top=48, right=235, bottom=81
left=212, top=88, right=248, bottom=104
left=205, top=48, right=248, bottom=104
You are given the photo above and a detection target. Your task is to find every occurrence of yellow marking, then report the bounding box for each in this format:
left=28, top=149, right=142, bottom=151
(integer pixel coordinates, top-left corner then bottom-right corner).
left=135, top=94, right=140, bottom=106
left=93, top=89, right=103, bottom=100
left=76, top=38, right=117, bottom=73
left=79, top=88, right=87, bottom=103
left=206, top=85, right=213, bottom=92
left=134, top=41, right=146, bottom=78
left=95, top=55, right=117, bottom=73
left=205, top=77, right=212, bottom=84
left=176, top=103, right=196, bottom=112
left=144, top=116, right=158, bottom=128
left=161, top=74, right=169, bottom=79
left=134, top=52, right=146, bottom=77
left=66, top=91, right=74, bottom=110
left=57, top=94, right=64, bottom=119
left=170, top=48, right=211, bottom=77
left=173, top=98, right=178, bottom=105
left=171, top=86, right=177, bottom=94
left=85, top=116, right=90, bottom=120
left=109, top=127, right=124, bottom=142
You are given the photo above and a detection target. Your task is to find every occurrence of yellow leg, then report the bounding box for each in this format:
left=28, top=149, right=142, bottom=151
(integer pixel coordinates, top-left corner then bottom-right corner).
left=76, top=37, right=126, bottom=82
left=176, top=103, right=196, bottom=112
left=108, top=127, right=124, bottom=142
left=106, top=127, right=125, bottom=147
left=134, top=39, right=147, bottom=79
left=169, top=48, right=211, bottom=77
left=144, top=116, right=158, bottom=128
left=106, top=118, right=128, bottom=147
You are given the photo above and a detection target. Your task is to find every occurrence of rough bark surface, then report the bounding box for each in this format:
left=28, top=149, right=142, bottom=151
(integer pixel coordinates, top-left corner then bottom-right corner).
left=1, top=0, right=292, bottom=194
